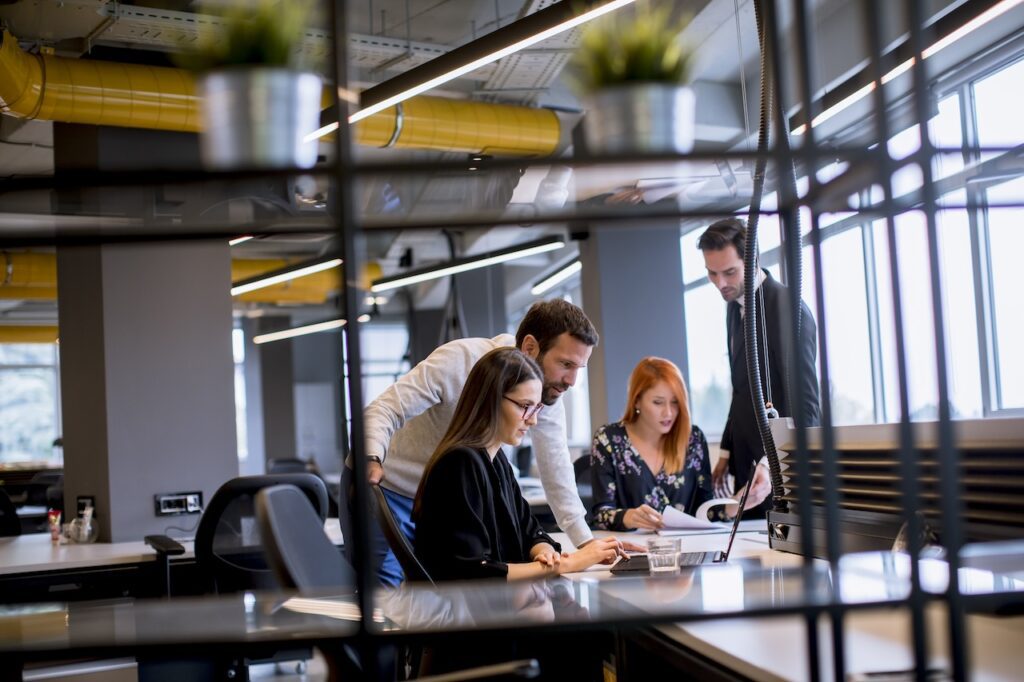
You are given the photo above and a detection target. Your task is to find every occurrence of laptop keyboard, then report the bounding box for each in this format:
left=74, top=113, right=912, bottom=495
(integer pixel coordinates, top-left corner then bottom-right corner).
left=679, top=552, right=709, bottom=566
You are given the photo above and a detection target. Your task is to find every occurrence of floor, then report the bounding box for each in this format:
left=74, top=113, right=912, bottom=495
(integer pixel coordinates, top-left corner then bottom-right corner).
left=249, top=654, right=328, bottom=681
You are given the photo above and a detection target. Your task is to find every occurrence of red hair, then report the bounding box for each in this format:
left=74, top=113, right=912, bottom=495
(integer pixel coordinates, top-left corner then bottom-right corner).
left=621, top=357, right=692, bottom=473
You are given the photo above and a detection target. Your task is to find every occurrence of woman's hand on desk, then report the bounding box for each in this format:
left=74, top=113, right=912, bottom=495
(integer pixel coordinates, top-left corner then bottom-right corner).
left=624, top=504, right=665, bottom=530
left=559, top=537, right=624, bottom=573
left=531, top=543, right=562, bottom=569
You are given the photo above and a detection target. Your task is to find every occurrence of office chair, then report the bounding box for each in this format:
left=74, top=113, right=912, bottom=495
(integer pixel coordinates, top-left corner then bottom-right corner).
left=0, top=488, right=21, bottom=537
left=256, top=485, right=539, bottom=682
left=573, top=455, right=593, bottom=517
left=369, top=483, right=434, bottom=585
left=146, top=474, right=328, bottom=679
left=195, top=473, right=328, bottom=593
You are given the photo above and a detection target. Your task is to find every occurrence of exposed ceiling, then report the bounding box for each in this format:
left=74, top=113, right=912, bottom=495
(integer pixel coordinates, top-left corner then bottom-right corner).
left=0, top=0, right=969, bottom=331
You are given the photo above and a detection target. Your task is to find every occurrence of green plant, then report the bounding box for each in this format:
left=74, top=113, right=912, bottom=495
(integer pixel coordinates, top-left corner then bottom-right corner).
left=568, top=2, right=692, bottom=93
left=176, top=0, right=312, bottom=71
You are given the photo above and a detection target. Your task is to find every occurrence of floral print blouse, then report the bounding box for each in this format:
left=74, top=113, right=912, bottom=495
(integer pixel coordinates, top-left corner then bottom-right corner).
left=590, top=421, right=720, bottom=531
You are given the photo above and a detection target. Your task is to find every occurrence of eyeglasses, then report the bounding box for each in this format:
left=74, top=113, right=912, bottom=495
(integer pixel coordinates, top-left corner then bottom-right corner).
left=503, top=396, right=544, bottom=421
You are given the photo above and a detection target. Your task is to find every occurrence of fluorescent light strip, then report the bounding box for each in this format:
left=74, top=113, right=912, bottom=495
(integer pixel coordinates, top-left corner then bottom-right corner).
left=300, top=0, right=633, bottom=140
left=791, top=0, right=1022, bottom=136
left=252, top=319, right=346, bottom=345
left=231, top=258, right=342, bottom=296
left=371, top=240, right=566, bottom=293
left=531, top=260, right=582, bottom=296
left=228, top=235, right=254, bottom=246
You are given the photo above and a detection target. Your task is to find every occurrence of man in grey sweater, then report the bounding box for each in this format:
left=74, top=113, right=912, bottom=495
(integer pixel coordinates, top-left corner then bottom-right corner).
left=362, top=299, right=609, bottom=585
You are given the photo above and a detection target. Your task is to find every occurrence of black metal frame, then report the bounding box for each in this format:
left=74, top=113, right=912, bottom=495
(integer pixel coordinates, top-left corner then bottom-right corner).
left=1, top=1, right=1022, bottom=681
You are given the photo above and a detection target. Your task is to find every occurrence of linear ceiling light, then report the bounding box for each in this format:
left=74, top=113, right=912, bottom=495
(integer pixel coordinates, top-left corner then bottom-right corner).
left=531, top=258, right=582, bottom=296
left=305, top=0, right=635, bottom=142
left=228, top=235, right=254, bottom=246
left=371, top=236, right=567, bottom=293
left=252, top=318, right=346, bottom=345
left=230, top=257, right=342, bottom=296
left=792, top=0, right=1023, bottom=136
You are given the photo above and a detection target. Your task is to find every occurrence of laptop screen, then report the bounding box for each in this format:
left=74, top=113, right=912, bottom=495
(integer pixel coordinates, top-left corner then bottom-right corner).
left=717, top=465, right=759, bottom=562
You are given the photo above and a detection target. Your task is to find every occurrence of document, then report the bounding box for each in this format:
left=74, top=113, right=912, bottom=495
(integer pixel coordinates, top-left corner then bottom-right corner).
left=659, top=498, right=739, bottom=531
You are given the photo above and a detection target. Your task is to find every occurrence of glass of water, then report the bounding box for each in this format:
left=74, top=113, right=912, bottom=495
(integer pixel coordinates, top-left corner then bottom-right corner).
left=647, top=536, right=680, bottom=574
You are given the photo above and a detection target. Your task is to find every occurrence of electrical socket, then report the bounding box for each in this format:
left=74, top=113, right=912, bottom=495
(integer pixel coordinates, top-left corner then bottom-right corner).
left=154, top=491, right=203, bottom=516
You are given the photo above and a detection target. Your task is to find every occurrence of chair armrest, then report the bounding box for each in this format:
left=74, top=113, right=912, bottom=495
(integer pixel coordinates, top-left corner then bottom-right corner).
left=144, top=534, right=186, bottom=557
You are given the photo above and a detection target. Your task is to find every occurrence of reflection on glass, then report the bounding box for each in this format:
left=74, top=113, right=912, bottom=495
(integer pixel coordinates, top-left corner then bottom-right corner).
left=700, top=564, right=745, bottom=612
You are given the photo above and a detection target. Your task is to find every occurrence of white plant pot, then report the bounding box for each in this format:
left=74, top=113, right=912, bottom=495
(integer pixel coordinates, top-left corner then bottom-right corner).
left=199, top=67, right=322, bottom=170
left=582, top=83, right=695, bottom=155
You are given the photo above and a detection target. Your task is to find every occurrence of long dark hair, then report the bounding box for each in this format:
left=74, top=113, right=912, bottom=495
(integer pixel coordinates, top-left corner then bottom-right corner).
left=413, top=347, right=542, bottom=518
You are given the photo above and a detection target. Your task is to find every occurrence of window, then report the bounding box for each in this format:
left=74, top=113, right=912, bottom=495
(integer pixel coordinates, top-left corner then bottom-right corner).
left=984, top=176, right=1024, bottom=409
left=0, top=344, right=61, bottom=464
left=232, top=327, right=248, bottom=461
left=360, top=324, right=411, bottom=404
left=683, top=280, right=731, bottom=438
left=972, top=56, right=1024, bottom=161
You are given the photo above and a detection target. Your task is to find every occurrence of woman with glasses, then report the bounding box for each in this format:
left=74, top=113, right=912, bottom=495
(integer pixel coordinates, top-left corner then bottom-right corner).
left=590, top=357, right=744, bottom=531
left=414, top=347, right=624, bottom=581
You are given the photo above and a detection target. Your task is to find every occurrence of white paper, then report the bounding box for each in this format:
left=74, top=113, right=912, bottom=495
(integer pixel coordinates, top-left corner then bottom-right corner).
left=660, top=498, right=740, bottom=530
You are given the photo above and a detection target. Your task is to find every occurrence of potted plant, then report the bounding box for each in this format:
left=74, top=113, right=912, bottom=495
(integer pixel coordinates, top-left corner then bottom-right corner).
left=180, top=0, right=322, bottom=170
left=569, top=2, right=695, bottom=154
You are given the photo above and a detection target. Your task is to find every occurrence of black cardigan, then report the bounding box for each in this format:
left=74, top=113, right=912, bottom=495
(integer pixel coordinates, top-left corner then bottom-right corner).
left=414, top=446, right=560, bottom=582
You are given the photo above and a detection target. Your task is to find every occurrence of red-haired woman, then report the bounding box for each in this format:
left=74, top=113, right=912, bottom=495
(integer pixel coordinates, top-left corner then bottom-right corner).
left=590, top=357, right=739, bottom=531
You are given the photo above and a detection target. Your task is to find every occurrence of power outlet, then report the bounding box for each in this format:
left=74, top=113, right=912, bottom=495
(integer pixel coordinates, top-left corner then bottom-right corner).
left=154, top=491, right=203, bottom=516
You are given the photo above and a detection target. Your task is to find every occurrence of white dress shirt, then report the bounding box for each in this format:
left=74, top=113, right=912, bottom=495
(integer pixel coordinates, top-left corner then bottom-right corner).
left=362, top=334, right=593, bottom=547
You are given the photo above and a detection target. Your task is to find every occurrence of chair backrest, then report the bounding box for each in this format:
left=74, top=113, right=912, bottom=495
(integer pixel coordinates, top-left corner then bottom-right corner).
left=256, top=484, right=355, bottom=592
left=369, top=484, right=433, bottom=585
left=195, top=474, right=328, bottom=593
left=0, top=488, right=21, bottom=537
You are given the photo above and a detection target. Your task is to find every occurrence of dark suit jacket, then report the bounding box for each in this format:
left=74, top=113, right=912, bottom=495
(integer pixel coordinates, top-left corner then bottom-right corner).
left=721, top=270, right=821, bottom=489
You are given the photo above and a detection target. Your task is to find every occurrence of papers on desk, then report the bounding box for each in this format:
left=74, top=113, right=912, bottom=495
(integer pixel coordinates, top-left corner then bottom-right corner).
left=658, top=498, right=739, bottom=533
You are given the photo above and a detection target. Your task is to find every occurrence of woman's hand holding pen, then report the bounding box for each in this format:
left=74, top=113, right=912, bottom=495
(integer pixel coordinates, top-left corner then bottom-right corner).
left=624, top=504, right=665, bottom=530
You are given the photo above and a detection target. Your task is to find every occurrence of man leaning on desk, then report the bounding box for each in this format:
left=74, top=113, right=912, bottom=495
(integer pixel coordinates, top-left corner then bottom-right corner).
left=360, top=299, right=633, bottom=586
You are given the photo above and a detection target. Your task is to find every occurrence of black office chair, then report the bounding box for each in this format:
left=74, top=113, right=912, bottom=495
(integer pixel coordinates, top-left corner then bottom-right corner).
left=256, top=484, right=539, bottom=682
left=369, top=483, right=434, bottom=585
left=195, top=473, right=328, bottom=593
left=0, top=488, right=21, bottom=537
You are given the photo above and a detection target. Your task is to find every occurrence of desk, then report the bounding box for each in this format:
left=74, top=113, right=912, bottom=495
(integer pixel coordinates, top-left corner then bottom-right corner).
left=546, top=526, right=1024, bottom=682
left=0, top=519, right=344, bottom=602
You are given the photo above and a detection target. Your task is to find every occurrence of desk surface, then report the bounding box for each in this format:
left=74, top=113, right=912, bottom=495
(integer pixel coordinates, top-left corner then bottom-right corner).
left=549, top=525, right=1024, bottom=682
left=0, top=518, right=344, bottom=576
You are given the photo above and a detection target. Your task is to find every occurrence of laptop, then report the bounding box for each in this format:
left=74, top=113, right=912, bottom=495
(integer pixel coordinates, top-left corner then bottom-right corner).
left=610, top=471, right=758, bottom=575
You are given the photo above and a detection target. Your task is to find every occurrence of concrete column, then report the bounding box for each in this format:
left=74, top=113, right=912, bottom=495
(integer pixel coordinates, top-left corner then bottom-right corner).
left=292, top=330, right=344, bottom=475
left=254, top=317, right=298, bottom=464
left=579, top=224, right=688, bottom=428
left=454, top=265, right=508, bottom=339
left=57, top=242, right=238, bottom=542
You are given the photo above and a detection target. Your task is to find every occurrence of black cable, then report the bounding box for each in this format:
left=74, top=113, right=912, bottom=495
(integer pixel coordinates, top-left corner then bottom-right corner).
left=743, top=0, right=787, bottom=513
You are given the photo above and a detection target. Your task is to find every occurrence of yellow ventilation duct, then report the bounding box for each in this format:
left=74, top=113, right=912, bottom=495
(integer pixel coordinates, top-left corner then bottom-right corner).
left=0, top=30, right=560, bottom=155
left=0, top=253, right=339, bottom=305
left=0, top=326, right=58, bottom=343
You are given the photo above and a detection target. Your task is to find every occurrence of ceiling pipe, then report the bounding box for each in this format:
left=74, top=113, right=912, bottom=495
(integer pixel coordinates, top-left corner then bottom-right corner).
left=0, top=30, right=559, bottom=155
left=0, top=326, right=58, bottom=343
left=0, top=252, right=340, bottom=304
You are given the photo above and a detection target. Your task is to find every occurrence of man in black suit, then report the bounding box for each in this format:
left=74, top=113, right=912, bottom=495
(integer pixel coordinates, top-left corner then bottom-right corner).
left=697, top=218, right=821, bottom=516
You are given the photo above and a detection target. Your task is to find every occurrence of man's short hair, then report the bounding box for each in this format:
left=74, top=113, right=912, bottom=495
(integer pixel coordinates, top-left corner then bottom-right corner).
left=515, top=299, right=599, bottom=354
left=697, top=218, right=746, bottom=261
